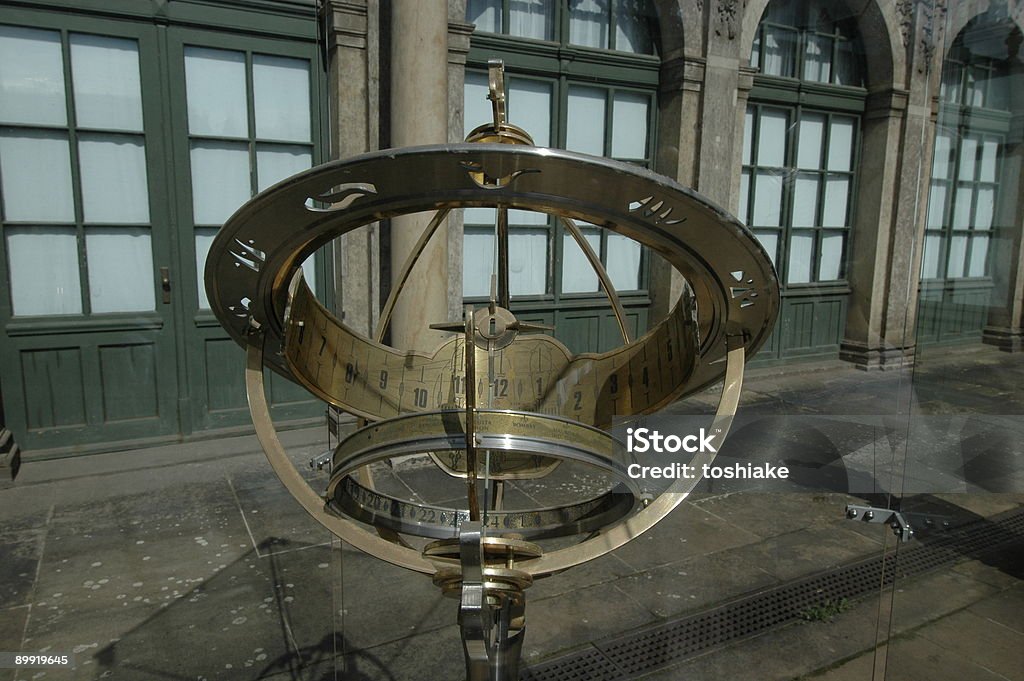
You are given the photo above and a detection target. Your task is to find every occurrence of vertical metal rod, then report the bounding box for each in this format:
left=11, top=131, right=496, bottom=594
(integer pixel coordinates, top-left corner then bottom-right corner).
left=464, top=305, right=481, bottom=522
left=496, top=207, right=510, bottom=309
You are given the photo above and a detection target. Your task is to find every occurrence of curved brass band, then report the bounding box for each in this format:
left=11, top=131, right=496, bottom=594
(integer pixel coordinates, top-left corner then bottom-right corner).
left=244, top=338, right=746, bottom=578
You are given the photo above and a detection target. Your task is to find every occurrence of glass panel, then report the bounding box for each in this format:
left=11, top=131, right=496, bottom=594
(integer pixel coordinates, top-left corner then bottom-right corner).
left=739, top=169, right=750, bottom=222
left=85, top=227, right=154, bottom=312
left=611, top=91, right=648, bottom=159
left=921, top=233, right=941, bottom=279
left=464, top=71, right=491, bottom=138
left=974, top=186, right=995, bottom=230
left=940, top=61, right=962, bottom=104
left=300, top=254, right=316, bottom=292
left=757, top=109, right=787, bottom=167
left=979, top=138, right=999, bottom=182
left=509, top=209, right=547, bottom=225
left=508, top=78, right=552, bottom=147
left=561, top=227, right=602, bottom=293
left=803, top=35, right=832, bottom=83
left=968, top=66, right=986, bottom=107
left=614, top=0, right=654, bottom=54
left=464, top=206, right=497, bottom=226
left=827, top=116, right=855, bottom=172
left=0, top=26, right=65, bottom=126
left=958, top=136, right=978, bottom=181
left=6, top=226, right=81, bottom=315
left=463, top=228, right=494, bottom=298
left=0, top=130, right=74, bottom=222
left=787, top=232, right=813, bottom=284
left=932, top=132, right=952, bottom=179
left=195, top=227, right=217, bottom=309
left=606, top=233, right=641, bottom=290
left=818, top=231, right=844, bottom=280
left=947, top=234, right=967, bottom=278
left=752, top=171, right=783, bottom=226
left=467, top=0, right=501, bottom=32
left=569, top=0, right=609, bottom=49
left=509, top=0, right=553, bottom=40
left=509, top=229, right=547, bottom=295
left=566, top=86, right=606, bottom=156
left=78, top=133, right=150, bottom=223
left=742, top=108, right=753, bottom=164
left=253, top=55, right=310, bottom=142
left=834, top=39, right=858, bottom=85
left=968, top=235, right=989, bottom=277
left=926, top=181, right=947, bottom=229
left=256, top=144, right=312, bottom=192
left=750, top=31, right=761, bottom=69
left=189, top=140, right=251, bottom=225
left=762, top=26, right=796, bottom=77
left=792, top=173, right=819, bottom=227
left=797, top=113, right=824, bottom=169
left=952, top=186, right=973, bottom=229
left=822, top=176, right=850, bottom=227
left=184, top=46, right=247, bottom=137
left=70, top=33, right=143, bottom=131
left=754, top=231, right=778, bottom=266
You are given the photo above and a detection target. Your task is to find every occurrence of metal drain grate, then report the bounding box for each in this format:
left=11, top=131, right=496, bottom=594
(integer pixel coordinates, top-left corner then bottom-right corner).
left=520, top=506, right=1024, bottom=681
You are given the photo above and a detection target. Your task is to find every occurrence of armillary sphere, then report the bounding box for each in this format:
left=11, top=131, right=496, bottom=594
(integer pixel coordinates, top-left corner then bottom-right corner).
left=206, top=61, right=779, bottom=681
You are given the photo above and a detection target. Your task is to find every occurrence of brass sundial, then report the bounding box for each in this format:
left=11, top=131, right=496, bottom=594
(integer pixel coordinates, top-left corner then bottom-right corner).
left=206, top=61, right=779, bottom=681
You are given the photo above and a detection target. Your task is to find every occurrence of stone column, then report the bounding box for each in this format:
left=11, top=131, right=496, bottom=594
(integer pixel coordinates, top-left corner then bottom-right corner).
left=388, top=0, right=450, bottom=351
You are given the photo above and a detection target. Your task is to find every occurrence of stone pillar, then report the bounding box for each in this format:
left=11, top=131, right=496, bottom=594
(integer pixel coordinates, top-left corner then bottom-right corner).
left=388, top=0, right=450, bottom=351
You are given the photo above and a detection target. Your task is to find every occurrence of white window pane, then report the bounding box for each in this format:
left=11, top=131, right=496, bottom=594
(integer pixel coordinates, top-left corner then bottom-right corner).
left=0, top=130, right=74, bottom=222
left=184, top=47, right=247, bottom=137
left=803, top=35, right=832, bottom=83
left=0, top=26, right=65, bottom=126
left=979, top=139, right=999, bottom=182
left=566, top=86, right=606, bottom=156
left=752, top=171, right=783, bottom=226
left=190, top=140, right=251, bottom=225
left=739, top=170, right=750, bottom=222
left=253, top=55, right=310, bottom=142
left=822, top=176, right=850, bottom=227
left=606, top=233, right=641, bottom=290
left=256, top=144, right=312, bottom=192
left=827, top=117, right=855, bottom=171
left=941, top=63, right=962, bottom=104
left=932, top=133, right=952, bottom=179
left=464, top=229, right=494, bottom=298
left=614, top=0, right=653, bottom=54
left=611, top=92, right=648, bottom=159
left=86, top=227, right=154, bottom=312
left=818, top=232, right=844, bottom=281
left=70, top=34, right=143, bottom=131
left=464, top=71, right=491, bottom=138
left=6, top=227, right=81, bottom=315
left=797, top=113, right=824, bottom=169
left=79, top=134, right=150, bottom=223
left=926, top=182, right=947, bottom=229
left=921, top=234, right=941, bottom=279
left=975, top=186, right=995, bottom=230
left=952, top=186, right=973, bottom=229
left=509, top=209, right=547, bottom=225
left=763, top=26, right=796, bottom=77
left=968, top=236, right=989, bottom=277
left=792, top=174, right=819, bottom=227
left=561, top=228, right=602, bottom=293
left=300, top=253, right=316, bottom=292
left=757, top=109, right=787, bottom=167
left=465, top=206, right=497, bottom=225
left=750, top=32, right=761, bottom=69
left=947, top=235, right=967, bottom=278
left=968, top=67, right=985, bottom=107
left=509, top=0, right=553, bottom=40
left=742, top=108, right=753, bottom=165
left=569, top=0, right=609, bottom=49
left=509, top=78, right=551, bottom=147
left=787, top=233, right=813, bottom=284
left=755, top=231, right=778, bottom=266
left=467, top=0, right=501, bottom=32
left=509, top=230, right=547, bottom=295
left=195, top=228, right=217, bottom=309
left=958, top=137, right=978, bottom=181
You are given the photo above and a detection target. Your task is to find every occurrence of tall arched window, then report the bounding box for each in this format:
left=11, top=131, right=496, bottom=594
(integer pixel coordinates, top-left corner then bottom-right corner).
left=463, top=0, right=660, bottom=353
left=918, top=14, right=1015, bottom=343
left=742, top=0, right=866, bottom=358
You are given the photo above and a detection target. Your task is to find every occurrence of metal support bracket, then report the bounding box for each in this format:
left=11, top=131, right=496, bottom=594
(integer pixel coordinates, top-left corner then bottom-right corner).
left=845, top=504, right=952, bottom=543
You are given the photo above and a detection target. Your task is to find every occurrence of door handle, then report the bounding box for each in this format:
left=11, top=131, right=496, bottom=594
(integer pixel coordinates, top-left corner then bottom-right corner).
left=160, top=266, right=171, bottom=304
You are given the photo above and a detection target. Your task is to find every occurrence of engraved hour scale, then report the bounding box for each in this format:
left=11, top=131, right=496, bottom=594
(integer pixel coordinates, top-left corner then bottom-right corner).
left=206, top=61, right=779, bottom=681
